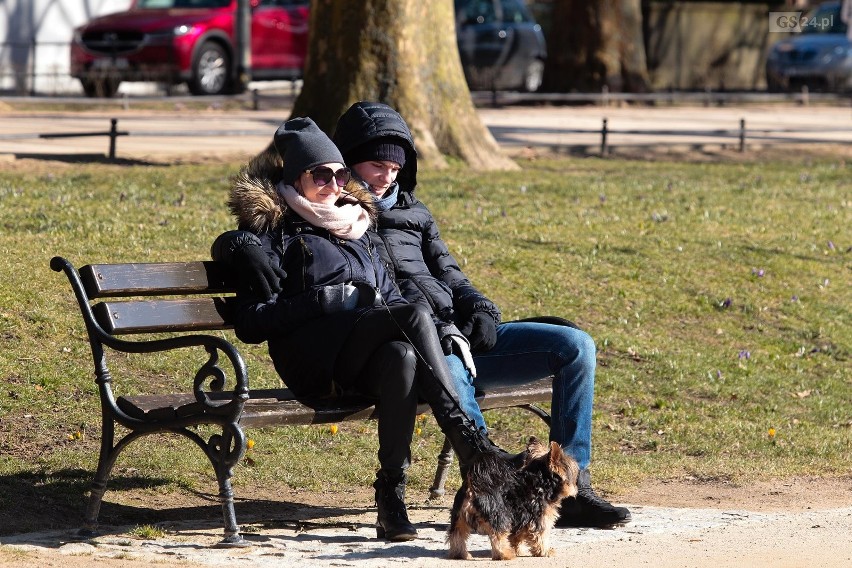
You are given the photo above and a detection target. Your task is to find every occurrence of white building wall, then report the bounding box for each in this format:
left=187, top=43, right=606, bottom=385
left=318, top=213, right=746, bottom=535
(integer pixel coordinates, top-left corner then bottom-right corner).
left=0, top=0, right=132, bottom=94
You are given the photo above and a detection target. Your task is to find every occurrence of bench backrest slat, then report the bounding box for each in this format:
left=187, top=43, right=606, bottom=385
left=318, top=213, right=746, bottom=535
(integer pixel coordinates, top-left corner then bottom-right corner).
left=81, top=262, right=235, bottom=298
left=94, top=298, right=233, bottom=334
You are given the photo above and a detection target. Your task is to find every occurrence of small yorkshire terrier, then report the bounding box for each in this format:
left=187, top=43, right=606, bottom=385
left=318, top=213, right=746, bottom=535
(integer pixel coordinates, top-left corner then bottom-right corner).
left=447, top=437, right=579, bottom=560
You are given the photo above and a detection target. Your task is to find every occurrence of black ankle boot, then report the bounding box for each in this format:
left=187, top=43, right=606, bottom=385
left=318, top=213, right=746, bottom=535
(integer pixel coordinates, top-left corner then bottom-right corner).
left=554, top=469, right=631, bottom=528
left=374, top=471, right=418, bottom=541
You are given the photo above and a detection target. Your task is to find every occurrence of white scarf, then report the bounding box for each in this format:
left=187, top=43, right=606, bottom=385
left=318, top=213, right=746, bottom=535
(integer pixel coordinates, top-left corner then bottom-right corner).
left=277, top=182, right=371, bottom=240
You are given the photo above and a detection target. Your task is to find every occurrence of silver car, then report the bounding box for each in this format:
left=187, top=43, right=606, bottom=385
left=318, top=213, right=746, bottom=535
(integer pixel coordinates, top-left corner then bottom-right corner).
left=766, top=1, right=852, bottom=93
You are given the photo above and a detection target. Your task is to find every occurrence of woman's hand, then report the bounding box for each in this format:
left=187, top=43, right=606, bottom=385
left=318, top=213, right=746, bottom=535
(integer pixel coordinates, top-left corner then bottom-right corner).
left=439, top=323, right=477, bottom=377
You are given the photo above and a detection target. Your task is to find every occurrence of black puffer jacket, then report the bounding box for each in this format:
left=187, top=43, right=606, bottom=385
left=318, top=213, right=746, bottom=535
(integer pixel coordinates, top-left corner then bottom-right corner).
left=333, top=102, right=501, bottom=339
left=220, top=148, right=406, bottom=397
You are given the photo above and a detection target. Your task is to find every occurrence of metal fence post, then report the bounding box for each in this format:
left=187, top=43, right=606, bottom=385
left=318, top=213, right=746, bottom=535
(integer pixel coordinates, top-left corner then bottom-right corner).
left=739, top=118, right=746, bottom=153
left=601, top=118, right=609, bottom=156
left=109, top=119, right=118, bottom=159
left=29, top=36, right=37, bottom=96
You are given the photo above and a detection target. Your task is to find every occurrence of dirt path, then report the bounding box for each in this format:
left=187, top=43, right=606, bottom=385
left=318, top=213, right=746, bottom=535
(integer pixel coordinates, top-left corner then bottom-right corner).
left=1, top=477, right=850, bottom=567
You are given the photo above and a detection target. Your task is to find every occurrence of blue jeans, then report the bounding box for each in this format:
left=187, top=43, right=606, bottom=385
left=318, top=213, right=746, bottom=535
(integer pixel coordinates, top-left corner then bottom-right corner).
left=445, top=321, right=596, bottom=470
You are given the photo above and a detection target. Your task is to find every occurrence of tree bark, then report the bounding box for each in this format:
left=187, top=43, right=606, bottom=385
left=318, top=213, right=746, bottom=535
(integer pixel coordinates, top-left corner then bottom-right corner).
left=290, top=0, right=516, bottom=170
left=543, top=0, right=650, bottom=93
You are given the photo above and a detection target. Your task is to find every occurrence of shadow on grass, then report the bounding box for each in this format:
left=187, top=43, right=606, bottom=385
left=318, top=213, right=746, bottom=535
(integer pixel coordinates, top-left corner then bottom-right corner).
left=11, top=153, right=161, bottom=166
left=0, top=469, right=373, bottom=538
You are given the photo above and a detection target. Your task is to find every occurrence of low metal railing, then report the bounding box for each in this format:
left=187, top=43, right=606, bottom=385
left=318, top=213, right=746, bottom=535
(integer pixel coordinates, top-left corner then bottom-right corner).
left=2, top=114, right=847, bottom=161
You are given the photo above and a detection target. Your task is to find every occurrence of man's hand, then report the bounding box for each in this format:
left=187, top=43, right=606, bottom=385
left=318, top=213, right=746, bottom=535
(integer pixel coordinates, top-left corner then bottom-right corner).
left=460, top=312, right=498, bottom=352
left=232, top=244, right=286, bottom=300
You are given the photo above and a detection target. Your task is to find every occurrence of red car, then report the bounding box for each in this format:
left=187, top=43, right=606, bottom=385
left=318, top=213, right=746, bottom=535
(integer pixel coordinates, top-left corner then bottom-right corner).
left=70, top=0, right=309, bottom=97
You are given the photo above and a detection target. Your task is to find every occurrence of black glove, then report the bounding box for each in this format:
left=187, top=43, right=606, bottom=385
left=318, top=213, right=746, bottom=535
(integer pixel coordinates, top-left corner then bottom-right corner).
left=232, top=244, right=287, bottom=300
left=459, top=312, right=498, bottom=352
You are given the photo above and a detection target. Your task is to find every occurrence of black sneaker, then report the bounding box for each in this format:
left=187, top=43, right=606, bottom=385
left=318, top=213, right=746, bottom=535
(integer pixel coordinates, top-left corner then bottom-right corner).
left=554, top=470, right=631, bottom=528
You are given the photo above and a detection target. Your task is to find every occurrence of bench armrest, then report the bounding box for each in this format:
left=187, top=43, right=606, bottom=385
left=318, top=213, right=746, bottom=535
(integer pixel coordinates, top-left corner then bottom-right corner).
left=51, top=256, right=249, bottom=417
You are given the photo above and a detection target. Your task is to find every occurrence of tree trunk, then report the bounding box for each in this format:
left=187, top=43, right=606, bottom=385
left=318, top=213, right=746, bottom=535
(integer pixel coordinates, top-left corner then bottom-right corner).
left=290, top=0, right=516, bottom=170
left=543, top=0, right=650, bottom=93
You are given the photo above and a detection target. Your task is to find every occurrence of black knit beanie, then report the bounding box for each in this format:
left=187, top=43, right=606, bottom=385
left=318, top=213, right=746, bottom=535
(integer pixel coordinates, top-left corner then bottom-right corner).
left=274, top=117, right=345, bottom=184
left=343, top=136, right=407, bottom=168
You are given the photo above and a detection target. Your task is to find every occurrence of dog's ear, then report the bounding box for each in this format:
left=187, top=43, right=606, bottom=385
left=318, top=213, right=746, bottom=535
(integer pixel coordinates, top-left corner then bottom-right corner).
left=526, top=436, right=548, bottom=457
left=548, top=441, right=563, bottom=467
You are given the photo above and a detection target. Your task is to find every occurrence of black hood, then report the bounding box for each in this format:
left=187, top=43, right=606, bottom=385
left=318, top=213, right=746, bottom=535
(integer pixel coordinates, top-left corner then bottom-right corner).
left=332, top=101, right=418, bottom=194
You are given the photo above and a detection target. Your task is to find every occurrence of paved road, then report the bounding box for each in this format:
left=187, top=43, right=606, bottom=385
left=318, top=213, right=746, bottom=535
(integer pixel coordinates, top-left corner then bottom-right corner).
left=0, top=103, right=849, bottom=161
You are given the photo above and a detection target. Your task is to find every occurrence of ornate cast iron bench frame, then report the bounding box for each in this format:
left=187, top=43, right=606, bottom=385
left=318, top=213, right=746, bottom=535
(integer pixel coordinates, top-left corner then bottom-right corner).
left=51, top=256, right=553, bottom=547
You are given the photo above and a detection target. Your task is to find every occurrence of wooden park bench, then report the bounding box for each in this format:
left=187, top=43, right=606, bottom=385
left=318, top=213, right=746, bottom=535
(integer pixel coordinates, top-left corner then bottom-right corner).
left=51, top=256, right=554, bottom=547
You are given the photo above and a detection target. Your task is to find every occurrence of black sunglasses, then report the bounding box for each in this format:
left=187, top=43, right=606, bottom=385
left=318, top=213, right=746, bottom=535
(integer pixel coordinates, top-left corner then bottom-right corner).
left=306, top=166, right=351, bottom=187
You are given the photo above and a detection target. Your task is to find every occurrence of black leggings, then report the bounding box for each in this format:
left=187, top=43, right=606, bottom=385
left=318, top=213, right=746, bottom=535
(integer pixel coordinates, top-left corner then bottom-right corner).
left=335, top=304, right=474, bottom=473
left=347, top=340, right=417, bottom=476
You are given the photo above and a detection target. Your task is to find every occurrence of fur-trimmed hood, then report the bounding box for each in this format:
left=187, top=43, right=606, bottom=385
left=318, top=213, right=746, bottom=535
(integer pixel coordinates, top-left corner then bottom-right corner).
left=227, top=143, right=376, bottom=234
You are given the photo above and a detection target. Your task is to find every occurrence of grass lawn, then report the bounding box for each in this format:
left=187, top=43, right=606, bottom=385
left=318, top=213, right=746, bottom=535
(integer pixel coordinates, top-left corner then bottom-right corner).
left=0, top=152, right=848, bottom=533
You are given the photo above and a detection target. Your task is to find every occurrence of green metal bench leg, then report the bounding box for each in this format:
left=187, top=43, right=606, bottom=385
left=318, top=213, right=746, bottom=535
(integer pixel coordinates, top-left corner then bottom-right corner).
left=429, top=436, right=455, bottom=499
left=207, top=426, right=251, bottom=548
left=79, top=421, right=145, bottom=538
left=78, top=416, right=116, bottom=539
left=518, top=403, right=552, bottom=427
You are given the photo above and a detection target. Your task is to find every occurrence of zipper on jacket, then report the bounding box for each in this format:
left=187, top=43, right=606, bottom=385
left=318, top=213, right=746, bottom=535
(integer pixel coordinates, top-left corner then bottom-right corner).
left=298, top=237, right=312, bottom=290
left=363, top=239, right=383, bottom=298
left=334, top=238, right=356, bottom=283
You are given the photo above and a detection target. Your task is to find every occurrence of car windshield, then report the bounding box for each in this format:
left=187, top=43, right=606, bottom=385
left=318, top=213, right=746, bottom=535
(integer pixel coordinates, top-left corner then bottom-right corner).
left=136, top=0, right=231, bottom=8
left=801, top=3, right=848, bottom=35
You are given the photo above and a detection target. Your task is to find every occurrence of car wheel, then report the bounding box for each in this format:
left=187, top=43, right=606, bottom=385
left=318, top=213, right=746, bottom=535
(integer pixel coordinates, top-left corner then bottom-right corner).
left=81, top=78, right=120, bottom=98
left=522, top=59, right=544, bottom=92
left=189, top=42, right=230, bottom=96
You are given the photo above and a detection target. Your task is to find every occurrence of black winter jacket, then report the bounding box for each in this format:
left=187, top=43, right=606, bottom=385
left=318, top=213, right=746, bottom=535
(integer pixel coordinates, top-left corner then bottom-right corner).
left=218, top=150, right=406, bottom=397
left=333, top=101, right=501, bottom=341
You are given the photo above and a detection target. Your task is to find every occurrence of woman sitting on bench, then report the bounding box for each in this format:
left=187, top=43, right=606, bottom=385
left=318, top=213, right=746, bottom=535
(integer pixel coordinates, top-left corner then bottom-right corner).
left=223, top=117, right=509, bottom=543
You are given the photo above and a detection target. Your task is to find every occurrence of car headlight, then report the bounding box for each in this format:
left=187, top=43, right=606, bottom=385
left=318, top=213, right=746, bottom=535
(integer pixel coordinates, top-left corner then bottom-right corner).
left=174, top=25, right=196, bottom=37
left=821, top=45, right=852, bottom=65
